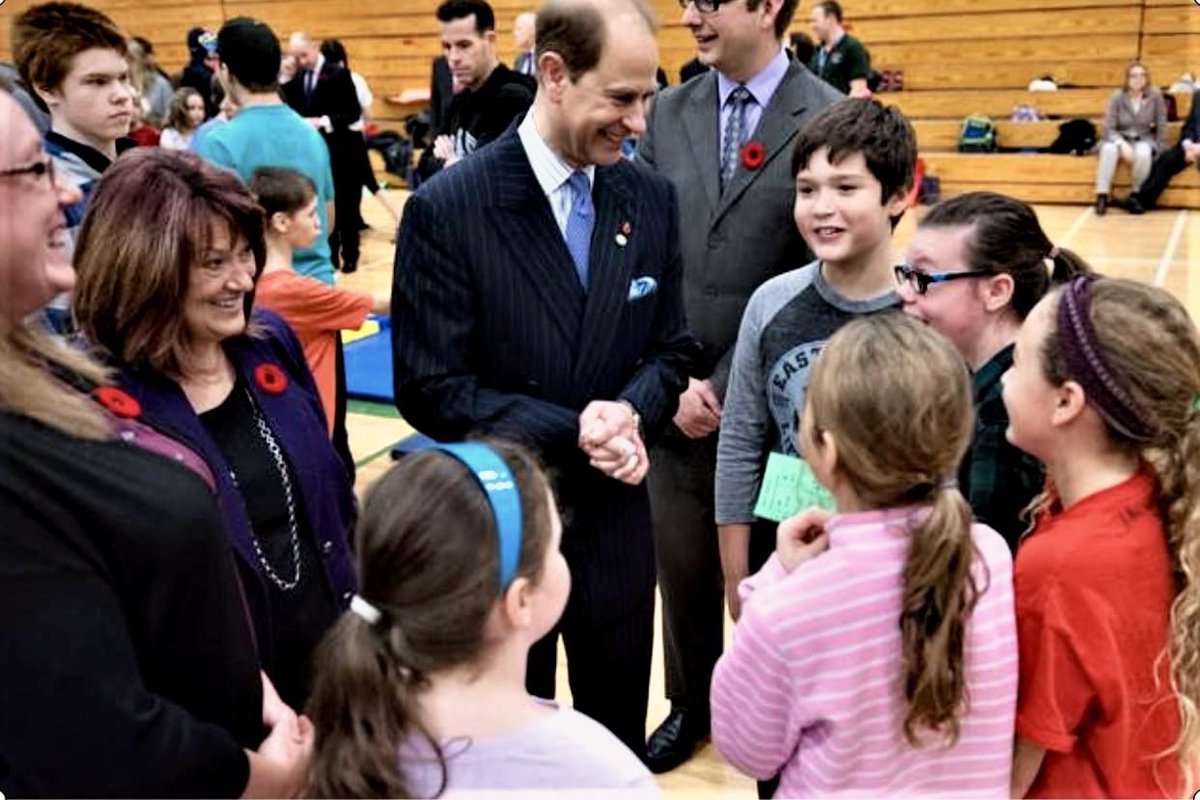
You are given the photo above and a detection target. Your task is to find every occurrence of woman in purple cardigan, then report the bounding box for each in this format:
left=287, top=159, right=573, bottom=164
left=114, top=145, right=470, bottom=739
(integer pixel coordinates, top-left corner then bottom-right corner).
left=73, top=148, right=357, bottom=711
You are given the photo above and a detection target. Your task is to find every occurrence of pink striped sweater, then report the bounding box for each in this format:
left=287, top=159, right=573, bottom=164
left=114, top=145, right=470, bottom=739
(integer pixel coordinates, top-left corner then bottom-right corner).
left=711, top=506, right=1017, bottom=797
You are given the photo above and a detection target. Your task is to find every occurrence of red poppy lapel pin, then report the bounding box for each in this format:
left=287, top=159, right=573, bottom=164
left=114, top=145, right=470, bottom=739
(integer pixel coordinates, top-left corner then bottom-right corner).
left=740, top=140, right=766, bottom=171
left=94, top=386, right=142, bottom=418
left=616, top=221, right=632, bottom=247
left=254, top=363, right=288, bottom=395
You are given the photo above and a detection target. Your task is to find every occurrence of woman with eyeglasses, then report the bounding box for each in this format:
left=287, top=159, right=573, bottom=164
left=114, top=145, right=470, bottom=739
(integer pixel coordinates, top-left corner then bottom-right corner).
left=1094, top=62, right=1167, bottom=215
left=895, top=191, right=1091, bottom=551
left=0, top=86, right=311, bottom=797
left=71, top=148, right=358, bottom=714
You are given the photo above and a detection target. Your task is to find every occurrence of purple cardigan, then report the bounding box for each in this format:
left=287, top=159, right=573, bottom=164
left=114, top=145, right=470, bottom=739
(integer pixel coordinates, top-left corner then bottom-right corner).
left=114, top=310, right=357, bottom=664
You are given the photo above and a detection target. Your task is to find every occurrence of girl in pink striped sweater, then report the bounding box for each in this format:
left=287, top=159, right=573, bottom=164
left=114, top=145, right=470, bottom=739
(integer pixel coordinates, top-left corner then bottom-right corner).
left=711, top=313, right=1018, bottom=797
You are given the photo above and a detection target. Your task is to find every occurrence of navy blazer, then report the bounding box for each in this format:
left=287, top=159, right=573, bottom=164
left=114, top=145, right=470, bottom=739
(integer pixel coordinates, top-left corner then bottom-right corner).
left=114, top=310, right=357, bottom=662
left=391, top=128, right=693, bottom=621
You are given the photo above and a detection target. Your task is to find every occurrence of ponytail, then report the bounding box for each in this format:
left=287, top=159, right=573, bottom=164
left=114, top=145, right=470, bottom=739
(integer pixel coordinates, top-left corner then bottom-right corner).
left=1047, top=246, right=1090, bottom=286
left=1157, top=410, right=1200, bottom=788
left=899, top=485, right=983, bottom=746
left=307, top=614, right=444, bottom=799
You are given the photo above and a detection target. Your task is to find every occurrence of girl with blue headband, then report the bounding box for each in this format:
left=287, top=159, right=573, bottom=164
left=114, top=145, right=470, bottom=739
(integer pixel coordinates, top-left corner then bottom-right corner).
left=306, top=440, right=657, bottom=797
left=1004, top=276, right=1200, bottom=797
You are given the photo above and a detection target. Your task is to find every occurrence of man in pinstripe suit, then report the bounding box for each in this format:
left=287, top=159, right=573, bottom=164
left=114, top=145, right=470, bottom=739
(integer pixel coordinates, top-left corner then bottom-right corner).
left=391, top=0, right=693, bottom=753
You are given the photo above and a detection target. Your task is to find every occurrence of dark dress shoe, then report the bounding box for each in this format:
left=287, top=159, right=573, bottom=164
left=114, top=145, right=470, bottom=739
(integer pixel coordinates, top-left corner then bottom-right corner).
left=1095, top=193, right=1108, bottom=216
left=341, top=262, right=358, bottom=274
left=644, top=708, right=708, bottom=774
left=1127, top=194, right=1146, bottom=215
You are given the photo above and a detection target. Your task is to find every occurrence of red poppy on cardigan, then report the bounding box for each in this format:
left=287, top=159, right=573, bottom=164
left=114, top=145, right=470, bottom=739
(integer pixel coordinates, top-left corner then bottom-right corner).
left=740, top=140, right=766, bottom=170
left=254, top=363, right=288, bottom=395
left=94, top=386, right=142, bottom=418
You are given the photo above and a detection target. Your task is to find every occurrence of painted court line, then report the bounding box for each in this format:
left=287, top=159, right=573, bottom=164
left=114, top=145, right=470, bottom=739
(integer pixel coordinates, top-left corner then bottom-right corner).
left=1060, top=207, right=1093, bottom=247
left=1153, top=210, right=1188, bottom=288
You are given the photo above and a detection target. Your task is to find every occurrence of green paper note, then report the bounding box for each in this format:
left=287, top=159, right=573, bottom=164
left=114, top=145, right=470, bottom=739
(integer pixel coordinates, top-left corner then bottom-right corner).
left=753, top=452, right=836, bottom=523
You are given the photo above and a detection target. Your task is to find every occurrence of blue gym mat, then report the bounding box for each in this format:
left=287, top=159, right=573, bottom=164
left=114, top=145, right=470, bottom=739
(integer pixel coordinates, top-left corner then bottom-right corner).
left=343, top=315, right=394, bottom=403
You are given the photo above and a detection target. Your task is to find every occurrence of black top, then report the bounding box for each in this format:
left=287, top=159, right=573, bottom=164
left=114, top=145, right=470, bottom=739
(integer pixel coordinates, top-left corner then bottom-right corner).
left=958, top=344, right=1045, bottom=552
left=419, top=63, right=535, bottom=180
left=809, top=33, right=870, bottom=95
left=199, top=380, right=338, bottom=709
left=0, top=412, right=260, bottom=798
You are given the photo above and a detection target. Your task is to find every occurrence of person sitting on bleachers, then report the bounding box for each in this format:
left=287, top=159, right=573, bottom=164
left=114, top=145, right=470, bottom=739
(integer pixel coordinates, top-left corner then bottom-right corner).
left=1093, top=62, right=1166, bottom=215
left=1122, top=89, right=1200, bottom=214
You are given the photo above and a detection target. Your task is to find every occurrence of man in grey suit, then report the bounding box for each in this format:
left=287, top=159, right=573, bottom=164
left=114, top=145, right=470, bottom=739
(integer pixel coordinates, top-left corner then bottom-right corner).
left=635, top=0, right=841, bottom=773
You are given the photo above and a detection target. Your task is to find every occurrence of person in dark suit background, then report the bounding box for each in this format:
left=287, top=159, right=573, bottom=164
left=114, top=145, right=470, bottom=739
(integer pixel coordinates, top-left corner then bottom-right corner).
left=512, top=11, right=536, bottom=76
left=417, top=0, right=535, bottom=181
left=1124, top=89, right=1200, bottom=213
left=636, top=0, right=841, bottom=774
left=284, top=31, right=362, bottom=273
left=392, top=0, right=693, bottom=754
left=679, top=56, right=708, bottom=84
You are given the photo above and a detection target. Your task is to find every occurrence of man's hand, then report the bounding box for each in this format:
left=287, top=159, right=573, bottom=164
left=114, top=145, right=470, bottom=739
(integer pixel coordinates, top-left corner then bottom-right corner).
left=432, top=134, right=456, bottom=162
left=776, top=507, right=830, bottom=572
left=1184, top=139, right=1200, bottom=164
left=579, top=400, right=648, bottom=484
left=673, top=378, right=721, bottom=439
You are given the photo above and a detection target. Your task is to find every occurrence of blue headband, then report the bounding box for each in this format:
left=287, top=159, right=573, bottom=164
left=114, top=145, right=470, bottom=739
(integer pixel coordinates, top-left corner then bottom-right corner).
left=431, top=443, right=524, bottom=589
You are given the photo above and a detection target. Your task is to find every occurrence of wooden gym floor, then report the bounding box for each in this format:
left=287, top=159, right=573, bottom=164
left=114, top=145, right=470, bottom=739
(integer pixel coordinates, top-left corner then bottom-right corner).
left=338, top=190, right=1198, bottom=797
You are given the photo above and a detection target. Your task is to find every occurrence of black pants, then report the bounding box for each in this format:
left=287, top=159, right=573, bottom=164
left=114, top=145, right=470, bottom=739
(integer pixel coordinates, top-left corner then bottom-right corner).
left=1134, top=143, right=1191, bottom=209
left=526, top=592, right=654, bottom=755
left=647, top=432, right=723, bottom=724
left=331, top=337, right=354, bottom=484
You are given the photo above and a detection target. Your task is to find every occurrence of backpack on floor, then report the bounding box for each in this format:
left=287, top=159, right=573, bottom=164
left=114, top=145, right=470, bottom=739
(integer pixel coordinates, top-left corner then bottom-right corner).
left=957, top=114, right=997, bottom=152
left=1047, top=118, right=1097, bottom=155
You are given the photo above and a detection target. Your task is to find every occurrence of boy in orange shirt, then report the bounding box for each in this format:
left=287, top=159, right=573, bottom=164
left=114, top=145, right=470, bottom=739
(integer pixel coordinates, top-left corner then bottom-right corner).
left=250, top=166, right=388, bottom=435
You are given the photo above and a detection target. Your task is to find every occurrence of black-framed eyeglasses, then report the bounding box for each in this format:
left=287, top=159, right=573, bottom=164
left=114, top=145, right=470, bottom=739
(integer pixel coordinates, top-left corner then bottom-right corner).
left=0, top=156, right=55, bottom=185
left=893, top=264, right=995, bottom=296
left=678, top=0, right=729, bottom=12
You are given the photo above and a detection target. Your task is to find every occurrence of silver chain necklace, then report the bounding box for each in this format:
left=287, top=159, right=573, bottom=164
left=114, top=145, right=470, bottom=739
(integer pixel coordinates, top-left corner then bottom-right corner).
left=230, top=388, right=302, bottom=592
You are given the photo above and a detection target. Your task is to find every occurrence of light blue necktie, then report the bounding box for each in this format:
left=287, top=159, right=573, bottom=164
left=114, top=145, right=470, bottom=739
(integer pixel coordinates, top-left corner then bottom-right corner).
left=720, top=85, right=753, bottom=193
left=563, top=170, right=594, bottom=289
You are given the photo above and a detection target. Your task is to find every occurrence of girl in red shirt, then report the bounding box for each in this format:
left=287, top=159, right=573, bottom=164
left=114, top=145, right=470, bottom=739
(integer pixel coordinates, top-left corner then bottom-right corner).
left=1003, top=275, right=1200, bottom=798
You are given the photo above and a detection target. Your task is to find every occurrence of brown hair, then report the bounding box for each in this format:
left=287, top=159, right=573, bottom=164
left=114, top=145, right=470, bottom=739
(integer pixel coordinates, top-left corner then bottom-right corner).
left=1124, top=61, right=1151, bottom=94
left=249, top=166, right=316, bottom=218
left=307, top=441, right=556, bottom=798
left=804, top=313, right=982, bottom=746
left=919, top=192, right=1091, bottom=320
left=535, top=0, right=656, bottom=81
left=164, top=87, right=203, bottom=132
left=1036, top=279, right=1200, bottom=786
left=747, top=0, right=799, bottom=39
left=73, top=148, right=266, bottom=376
left=792, top=99, right=917, bottom=224
left=12, top=2, right=127, bottom=108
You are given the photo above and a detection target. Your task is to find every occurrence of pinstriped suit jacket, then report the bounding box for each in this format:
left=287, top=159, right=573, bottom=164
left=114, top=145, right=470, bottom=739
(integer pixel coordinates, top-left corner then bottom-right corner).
left=391, top=128, right=694, bottom=619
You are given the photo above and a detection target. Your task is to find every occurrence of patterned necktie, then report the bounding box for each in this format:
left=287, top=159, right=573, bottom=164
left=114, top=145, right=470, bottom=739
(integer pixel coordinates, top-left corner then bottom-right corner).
left=720, top=85, right=753, bottom=193
left=563, top=171, right=594, bottom=289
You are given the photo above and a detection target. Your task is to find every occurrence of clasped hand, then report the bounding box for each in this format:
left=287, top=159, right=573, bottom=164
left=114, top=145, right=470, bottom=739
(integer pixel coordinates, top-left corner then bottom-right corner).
left=578, top=400, right=649, bottom=485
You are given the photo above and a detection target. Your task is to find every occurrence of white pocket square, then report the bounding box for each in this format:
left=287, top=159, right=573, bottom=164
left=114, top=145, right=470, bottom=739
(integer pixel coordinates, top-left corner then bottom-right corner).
left=628, top=276, right=658, bottom=301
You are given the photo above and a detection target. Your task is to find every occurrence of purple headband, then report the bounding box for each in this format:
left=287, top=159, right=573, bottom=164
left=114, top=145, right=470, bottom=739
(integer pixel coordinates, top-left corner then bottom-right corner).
left=1056, top=275, right=1154, bottom=442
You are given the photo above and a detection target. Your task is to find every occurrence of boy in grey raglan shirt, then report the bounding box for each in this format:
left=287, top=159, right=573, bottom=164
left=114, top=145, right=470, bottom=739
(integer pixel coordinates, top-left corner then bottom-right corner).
left=715, top=100, right=918, bottom=623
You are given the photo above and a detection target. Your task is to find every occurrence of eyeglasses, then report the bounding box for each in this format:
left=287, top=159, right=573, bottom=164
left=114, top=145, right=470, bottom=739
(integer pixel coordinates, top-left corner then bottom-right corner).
left=893, top=264, right=995, bottom=295
left=0, top=156, right=56, bottom=186
left=678, top=0, right=730, bottom=12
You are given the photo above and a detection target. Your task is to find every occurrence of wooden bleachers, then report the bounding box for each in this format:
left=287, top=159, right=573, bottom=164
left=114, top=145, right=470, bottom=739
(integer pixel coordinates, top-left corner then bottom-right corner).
left=1, top=0, right=1197, bottom=207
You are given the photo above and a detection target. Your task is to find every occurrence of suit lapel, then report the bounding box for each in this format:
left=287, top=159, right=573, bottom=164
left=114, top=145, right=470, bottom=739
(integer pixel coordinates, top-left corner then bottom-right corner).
left=682, top=73, right=722, bottom=210
left=489, top=134, right=586, bottom=345
left=571, top=164, right=637, bottom=397
left=713, top=63, right=809, bottom=225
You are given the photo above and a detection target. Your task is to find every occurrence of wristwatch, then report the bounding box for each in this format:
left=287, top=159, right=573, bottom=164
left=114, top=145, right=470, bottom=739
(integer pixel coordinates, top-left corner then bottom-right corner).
left=619, top=400, right=643, bottom=439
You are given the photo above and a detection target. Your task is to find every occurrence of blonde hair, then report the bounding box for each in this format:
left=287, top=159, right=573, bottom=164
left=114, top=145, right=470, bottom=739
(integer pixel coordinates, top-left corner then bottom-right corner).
left=1037, top=279, right=1200, bottom=788
left=0, top=322, right=111, bottom=439
left=805, top=313, right=981, bottom=745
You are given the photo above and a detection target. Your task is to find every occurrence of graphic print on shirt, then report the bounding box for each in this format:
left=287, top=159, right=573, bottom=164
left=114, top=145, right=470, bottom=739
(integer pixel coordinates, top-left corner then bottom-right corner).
left=768, top=340, right=826, bottom=455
